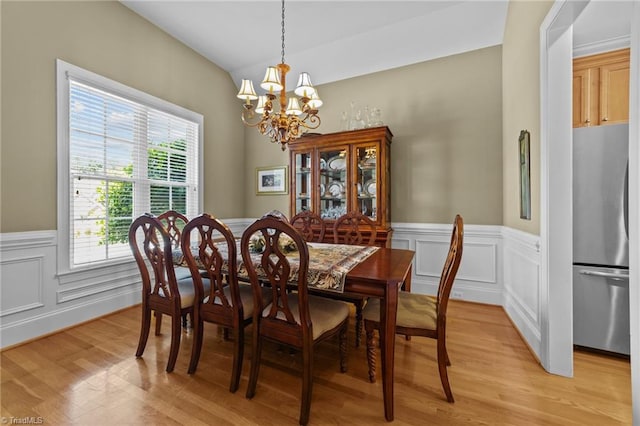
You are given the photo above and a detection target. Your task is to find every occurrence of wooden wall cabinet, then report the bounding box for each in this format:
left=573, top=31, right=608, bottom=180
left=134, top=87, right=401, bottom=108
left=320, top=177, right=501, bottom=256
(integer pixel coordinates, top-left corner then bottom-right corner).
left=288, top=126, right=393, bottom=247
left=573, top=48, right=630, bottom=128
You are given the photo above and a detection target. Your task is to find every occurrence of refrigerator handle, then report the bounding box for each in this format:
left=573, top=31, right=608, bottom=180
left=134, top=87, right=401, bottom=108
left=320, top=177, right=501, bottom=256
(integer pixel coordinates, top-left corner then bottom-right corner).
left=624, top=161, right=629, bottom=239
left=579, top=269, right=630, bottom=280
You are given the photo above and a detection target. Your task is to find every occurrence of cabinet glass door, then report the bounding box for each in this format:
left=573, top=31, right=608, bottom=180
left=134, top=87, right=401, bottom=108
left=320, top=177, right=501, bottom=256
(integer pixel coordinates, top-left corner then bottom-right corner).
left=318, top=147, right=348, bottom=220
left=293, top=151, right=312, bottom=214
left=355, top=144, right=378, bottom=222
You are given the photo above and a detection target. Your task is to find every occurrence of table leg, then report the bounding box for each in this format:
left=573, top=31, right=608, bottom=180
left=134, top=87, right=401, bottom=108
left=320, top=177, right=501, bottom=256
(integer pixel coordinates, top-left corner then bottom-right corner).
left=403, top=264, right=413, bottom=341
left=380, top=282, right=399, bottom=421
left=401, top=264, right=412, bottom=292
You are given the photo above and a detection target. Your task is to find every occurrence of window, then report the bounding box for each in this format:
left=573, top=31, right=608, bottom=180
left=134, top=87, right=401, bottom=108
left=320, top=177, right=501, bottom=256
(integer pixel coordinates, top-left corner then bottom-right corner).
left=56, top=60, right=202, bottom=272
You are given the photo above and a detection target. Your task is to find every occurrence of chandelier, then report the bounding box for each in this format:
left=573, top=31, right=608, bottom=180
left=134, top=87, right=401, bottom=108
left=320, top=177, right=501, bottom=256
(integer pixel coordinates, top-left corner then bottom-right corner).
left=236, top=0, right=322, bottom=150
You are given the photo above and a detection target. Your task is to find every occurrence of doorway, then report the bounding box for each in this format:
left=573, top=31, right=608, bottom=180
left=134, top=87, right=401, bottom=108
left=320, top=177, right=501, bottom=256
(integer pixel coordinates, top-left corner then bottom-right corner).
left=540, top=0, right=639, bottom=419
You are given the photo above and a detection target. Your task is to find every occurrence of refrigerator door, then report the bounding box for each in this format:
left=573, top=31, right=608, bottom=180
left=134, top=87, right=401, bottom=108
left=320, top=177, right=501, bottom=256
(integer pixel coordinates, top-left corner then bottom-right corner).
left=573, top=265, right=630, bottom=355
left=573, top=124, right=629, bottom=267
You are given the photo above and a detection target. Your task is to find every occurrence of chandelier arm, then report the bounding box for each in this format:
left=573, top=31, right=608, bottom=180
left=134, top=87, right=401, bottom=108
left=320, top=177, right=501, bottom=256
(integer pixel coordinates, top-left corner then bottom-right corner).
left=297, top=114, right=321, bottom=130
left=241, top=111, right=268, bottom=128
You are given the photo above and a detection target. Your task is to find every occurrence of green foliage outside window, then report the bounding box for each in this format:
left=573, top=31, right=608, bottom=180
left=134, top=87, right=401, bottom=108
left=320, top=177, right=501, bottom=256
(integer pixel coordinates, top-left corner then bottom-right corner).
left=96, top=140, right=188, bottom=245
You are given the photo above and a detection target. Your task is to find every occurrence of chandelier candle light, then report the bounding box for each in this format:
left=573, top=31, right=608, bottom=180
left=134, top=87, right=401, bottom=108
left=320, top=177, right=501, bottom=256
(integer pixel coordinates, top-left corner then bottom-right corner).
left=236, top=0, right=322, bottom=150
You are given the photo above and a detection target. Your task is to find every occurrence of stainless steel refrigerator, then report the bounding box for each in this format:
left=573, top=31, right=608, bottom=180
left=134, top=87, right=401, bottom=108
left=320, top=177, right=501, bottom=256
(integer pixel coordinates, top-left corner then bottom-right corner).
left=573, top=123, right=629, bottom=355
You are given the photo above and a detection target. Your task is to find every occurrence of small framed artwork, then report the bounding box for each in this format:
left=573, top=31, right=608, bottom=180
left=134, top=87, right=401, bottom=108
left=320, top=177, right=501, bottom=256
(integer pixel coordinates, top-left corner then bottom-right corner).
left=519, top=130, right=531, bottom=220
left=256, top=166, right=288, bottom=195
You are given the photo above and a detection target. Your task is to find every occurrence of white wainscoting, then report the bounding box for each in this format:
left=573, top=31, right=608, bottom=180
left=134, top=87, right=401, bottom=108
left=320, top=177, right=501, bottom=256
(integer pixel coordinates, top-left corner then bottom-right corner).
left=1, top=221, right=542, bottom=355
left=501, top=226, right=542, bottom=359
left=393, top=223, right=542, bottom=360
left=391, top=222, right=504, bottom=305
left=0, top=219, right=253, bottom=349
left=0, top=231, right=140, bottom=349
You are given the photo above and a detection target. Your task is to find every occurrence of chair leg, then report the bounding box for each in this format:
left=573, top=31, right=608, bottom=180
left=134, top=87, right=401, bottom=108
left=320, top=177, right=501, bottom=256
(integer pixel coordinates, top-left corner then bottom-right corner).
left=155, top=311, right=163, bottom=336
left=365, top=323, right=377, bottom=383
left=437, top=338, right=454, bottom=403
left=230, top=327, right=244, bottom=393
left=187, top=317, right=204, bottom=374
left=355, top=300, right=364, bottom=348
left=339, top=320, right=348, bottom=373
left=136, top=306, right=152, bottom=358
left=166, top=316, right=182, bottom=373
left=300, top=343, right=313, bottom=426
left=246, top=328, right=262, bottom=399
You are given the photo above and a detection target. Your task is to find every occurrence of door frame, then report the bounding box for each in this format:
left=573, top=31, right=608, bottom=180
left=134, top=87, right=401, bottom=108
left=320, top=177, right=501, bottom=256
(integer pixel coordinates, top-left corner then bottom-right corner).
left=540, top=0, right=639, bottom=419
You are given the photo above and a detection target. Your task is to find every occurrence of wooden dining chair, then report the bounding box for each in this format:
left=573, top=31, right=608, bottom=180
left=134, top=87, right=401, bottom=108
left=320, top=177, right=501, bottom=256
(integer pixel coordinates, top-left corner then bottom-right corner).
left=157, top=210, right=191, bottom=280
left=181, top=213, right=268, bottom=392
left=363, top=214, right=464, bottom=403
left=129, top=213, right=205, bottom=373
left=158, top=210, right=193, bottom=328
left=329, top=211, right=378, bottom=347
left=157, top=210, right=188, bottom=247
left=290, top=210, right=326, bottom=243
left=241, top=211, right=349, bottom=426
left=332, top=210, right=378, bottom=246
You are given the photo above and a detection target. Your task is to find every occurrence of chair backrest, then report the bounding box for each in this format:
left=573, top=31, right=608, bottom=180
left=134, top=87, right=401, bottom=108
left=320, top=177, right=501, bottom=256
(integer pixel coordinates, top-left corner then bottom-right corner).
left=436, top=215, right=464, bottom=322
left=240, top=211, right=311, bottom=346
left=290, top=210, right=326, bottom=243
left=129, top=213, right=182, bottom=305
left=158, top=210, right=189, bottom=249
left=333, top=211, right=378, bottom=246
left=181, top=213, right=241, bottom=319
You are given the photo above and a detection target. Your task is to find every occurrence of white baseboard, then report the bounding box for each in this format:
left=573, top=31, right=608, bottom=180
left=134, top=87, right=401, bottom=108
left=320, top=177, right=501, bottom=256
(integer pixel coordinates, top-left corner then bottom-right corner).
left=1, top=288, right=140, bottom=348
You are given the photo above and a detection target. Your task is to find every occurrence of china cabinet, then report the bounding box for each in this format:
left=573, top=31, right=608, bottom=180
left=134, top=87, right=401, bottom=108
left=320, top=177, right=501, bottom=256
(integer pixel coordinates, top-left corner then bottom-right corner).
left=573, top=48, right=630, bottom=128
left=288, top=126, right=393, bottom=247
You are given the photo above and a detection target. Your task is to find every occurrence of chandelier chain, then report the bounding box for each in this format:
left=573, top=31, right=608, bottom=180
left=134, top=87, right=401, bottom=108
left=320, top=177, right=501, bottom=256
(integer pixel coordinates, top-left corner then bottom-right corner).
left=281, top=0, right=286, bottom=64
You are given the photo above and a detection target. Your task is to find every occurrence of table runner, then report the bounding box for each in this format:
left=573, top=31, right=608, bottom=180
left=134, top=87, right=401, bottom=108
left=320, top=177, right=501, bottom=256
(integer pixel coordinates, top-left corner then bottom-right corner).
left=173, top=241, right=378, bottom=293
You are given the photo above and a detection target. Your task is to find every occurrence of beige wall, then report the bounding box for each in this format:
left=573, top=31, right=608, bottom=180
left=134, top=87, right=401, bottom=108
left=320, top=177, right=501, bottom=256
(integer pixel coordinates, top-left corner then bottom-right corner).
left=245, top=46, right=504, bottom=225
left=502, top=0, right=554, bottom=235
left=0, top=1, right=245, bottom=233
left=1, top=1, right=542, bottom=231
left=243, top=128, right=291, bottom=217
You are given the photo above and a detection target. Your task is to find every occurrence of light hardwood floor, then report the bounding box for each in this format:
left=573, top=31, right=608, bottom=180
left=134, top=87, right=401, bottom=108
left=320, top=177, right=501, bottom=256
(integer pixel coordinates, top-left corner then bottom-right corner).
left=1, top=301, right=631, bottom=425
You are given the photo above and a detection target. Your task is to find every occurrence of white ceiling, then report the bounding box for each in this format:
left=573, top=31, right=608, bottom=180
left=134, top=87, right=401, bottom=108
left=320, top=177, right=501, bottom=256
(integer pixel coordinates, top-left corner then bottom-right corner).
left=121, top=0, right=633, bottom=88
left=121, top=0, right=509, bottom=87
left=573, top=0, right=633, bottom=54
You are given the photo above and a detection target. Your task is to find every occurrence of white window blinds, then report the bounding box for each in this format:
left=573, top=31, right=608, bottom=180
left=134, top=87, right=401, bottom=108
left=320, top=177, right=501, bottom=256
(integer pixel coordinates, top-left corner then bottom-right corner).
left=59, top=61, right=201, bottom=270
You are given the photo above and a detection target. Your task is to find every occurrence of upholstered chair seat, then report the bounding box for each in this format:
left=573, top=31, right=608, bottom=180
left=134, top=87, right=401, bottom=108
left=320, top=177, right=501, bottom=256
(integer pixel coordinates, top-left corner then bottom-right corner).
left=212, top=284, right=270, bottom=321
left=364, top=293, right=437, bottom=330
left=264, top=295, right=350, bottom=340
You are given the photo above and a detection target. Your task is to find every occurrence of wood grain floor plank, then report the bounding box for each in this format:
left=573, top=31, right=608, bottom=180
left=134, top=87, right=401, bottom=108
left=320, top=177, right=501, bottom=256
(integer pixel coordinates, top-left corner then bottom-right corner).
left=0, top=301, right=631, bottom=425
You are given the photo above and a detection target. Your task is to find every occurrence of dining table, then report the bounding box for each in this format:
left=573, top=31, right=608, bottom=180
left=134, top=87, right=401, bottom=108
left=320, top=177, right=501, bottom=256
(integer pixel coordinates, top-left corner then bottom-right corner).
left=175, top=240, right=415, bottom=421
left=342, top=246, right=414, bottom=421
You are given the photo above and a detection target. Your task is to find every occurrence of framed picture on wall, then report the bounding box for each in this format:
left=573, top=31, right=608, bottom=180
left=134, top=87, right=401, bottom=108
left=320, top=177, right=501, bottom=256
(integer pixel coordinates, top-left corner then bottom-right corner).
left=256, top=166, right=288, bottom=195
left=519, top=130, right=531, bottom=220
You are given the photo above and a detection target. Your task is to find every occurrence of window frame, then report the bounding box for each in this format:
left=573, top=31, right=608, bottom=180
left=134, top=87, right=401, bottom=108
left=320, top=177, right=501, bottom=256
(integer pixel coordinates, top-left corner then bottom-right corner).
left=56, top=59, right=203, bottom=275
